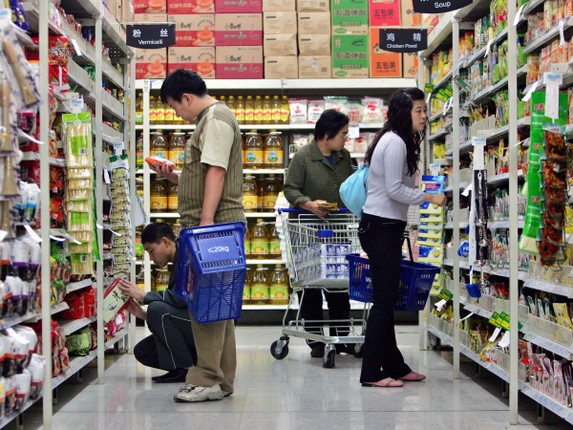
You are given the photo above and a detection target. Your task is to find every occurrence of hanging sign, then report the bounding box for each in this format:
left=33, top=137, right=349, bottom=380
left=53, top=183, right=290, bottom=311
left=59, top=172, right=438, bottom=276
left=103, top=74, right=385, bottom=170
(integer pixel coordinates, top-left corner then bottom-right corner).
left=413, top=0, right=473, bottom=13
left=377, top=29, right=427, bottom=53
left=126, top=23, right=176, bottom=49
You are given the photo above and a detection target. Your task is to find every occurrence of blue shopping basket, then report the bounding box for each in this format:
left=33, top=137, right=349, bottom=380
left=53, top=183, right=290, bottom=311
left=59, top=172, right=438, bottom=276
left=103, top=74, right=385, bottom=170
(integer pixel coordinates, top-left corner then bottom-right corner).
left=176, top=222, right=247, bottom=323
left=346, top=254, right=440, bottom=311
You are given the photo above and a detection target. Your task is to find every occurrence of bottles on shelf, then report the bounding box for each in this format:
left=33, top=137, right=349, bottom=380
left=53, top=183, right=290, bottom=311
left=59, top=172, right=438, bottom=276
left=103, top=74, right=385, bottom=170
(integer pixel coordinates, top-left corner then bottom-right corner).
left=212, top=94, right=290, bottom=124
left=150, top=178, right=168, bottom=212
left=242, top=177, right=283, bottom=214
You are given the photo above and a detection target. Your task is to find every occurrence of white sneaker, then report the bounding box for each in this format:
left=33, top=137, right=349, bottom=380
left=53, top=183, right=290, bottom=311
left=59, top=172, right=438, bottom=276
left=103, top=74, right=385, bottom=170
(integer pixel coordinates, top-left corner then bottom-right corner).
left=174, top=384, right=224, bottom=402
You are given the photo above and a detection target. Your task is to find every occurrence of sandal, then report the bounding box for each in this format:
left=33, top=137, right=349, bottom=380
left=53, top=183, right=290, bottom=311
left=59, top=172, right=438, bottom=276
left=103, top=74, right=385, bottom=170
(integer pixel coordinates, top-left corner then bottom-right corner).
left=399, top=371, right=426, bottom=382
left=361, top=377, right=404, bottom=388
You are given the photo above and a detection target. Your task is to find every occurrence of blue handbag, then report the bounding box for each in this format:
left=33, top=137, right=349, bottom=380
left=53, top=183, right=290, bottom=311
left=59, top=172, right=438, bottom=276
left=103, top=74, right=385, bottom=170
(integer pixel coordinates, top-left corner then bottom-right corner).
left=339, top=163, right=368, bottom=218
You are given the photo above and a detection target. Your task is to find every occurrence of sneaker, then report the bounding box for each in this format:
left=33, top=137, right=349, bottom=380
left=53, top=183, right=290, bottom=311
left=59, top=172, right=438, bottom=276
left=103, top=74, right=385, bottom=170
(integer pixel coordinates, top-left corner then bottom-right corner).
left=174, top=384, right=224, bottom=402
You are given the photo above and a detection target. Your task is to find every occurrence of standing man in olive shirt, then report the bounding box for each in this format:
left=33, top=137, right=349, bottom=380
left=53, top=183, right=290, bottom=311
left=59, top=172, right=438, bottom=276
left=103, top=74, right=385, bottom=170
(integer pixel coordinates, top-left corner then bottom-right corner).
left=150, top=69, right=245, bottom=402
left=284, top=109, right=355, bottom=358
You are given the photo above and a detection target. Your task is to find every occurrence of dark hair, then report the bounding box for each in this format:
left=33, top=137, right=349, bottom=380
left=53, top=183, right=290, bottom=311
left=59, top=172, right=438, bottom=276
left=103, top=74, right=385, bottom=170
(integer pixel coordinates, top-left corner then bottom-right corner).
left=141, top=222, right=176, bottom=245
left=160, top=69, right=207, bottom=103
left=365, top=87, right=426, bottom=175
left=314, top=109, right=349, bottom=141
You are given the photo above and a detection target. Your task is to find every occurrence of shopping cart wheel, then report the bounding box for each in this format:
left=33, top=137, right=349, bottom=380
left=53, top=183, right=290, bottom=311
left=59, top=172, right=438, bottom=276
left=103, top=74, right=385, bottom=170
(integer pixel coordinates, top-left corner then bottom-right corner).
left=352, top=343, right=364, bottom=358
left=322, top=345, right=336, bottom=368
left=270, top=337, right=289, bottom=360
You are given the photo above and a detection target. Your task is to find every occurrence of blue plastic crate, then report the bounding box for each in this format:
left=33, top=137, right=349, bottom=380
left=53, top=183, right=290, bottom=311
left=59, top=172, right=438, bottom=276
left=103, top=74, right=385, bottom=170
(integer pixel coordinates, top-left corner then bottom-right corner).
left=176, top=222, right=246, bottom=323
left=346, top=253, right=440, bottom=311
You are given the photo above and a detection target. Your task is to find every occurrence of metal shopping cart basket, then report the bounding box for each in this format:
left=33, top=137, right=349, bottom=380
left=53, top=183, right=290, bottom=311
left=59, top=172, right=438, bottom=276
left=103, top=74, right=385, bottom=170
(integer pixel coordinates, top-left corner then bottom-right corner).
left=270, top=209, right=367, bottom=368
left=175, top=222, right=247, bottom=324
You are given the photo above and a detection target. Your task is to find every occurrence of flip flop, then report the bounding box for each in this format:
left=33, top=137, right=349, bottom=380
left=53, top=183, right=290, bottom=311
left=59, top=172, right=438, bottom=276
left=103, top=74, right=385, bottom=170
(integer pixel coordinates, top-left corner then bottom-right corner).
left=361, top=377, right=404, bottom=388
left=399, top=371, right=426, bottom=382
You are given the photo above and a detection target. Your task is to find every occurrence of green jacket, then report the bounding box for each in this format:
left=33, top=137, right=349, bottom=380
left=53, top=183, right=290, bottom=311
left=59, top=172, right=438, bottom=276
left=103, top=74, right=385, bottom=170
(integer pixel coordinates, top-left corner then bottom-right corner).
left=284, top=141, right=354, bottom=209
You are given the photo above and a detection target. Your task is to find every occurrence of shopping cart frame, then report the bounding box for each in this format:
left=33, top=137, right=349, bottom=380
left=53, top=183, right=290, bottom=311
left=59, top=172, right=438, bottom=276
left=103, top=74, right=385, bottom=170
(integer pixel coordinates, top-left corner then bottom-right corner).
left=269, top=209, right=368, bottom=368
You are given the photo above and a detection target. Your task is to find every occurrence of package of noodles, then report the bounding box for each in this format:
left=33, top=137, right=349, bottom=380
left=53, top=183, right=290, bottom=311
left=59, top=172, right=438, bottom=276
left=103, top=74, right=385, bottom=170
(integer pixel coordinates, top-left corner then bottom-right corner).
left=63, top=113, right=93, bottom=168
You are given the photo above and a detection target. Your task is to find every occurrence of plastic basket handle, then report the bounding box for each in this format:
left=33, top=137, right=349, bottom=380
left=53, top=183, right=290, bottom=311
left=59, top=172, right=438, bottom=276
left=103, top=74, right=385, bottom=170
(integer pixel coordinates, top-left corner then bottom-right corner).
left=278, top=208, right=351, bottom=214
left=402, top=232, right=414, bottom=262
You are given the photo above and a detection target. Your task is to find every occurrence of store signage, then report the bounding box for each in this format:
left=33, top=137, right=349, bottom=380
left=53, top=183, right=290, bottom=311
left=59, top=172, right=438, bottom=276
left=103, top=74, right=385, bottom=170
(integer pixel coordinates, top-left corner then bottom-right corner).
left=126, top=24, right=176, bottom=49
left=412, top=0, right=472, bottom=13
left=377, top=29, right=427, bottom=53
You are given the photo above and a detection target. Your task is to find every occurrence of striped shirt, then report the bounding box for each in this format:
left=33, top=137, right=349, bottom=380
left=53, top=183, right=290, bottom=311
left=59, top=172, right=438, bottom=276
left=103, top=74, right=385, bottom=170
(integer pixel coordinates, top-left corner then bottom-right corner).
left=178, top=102, right=246, bottom=228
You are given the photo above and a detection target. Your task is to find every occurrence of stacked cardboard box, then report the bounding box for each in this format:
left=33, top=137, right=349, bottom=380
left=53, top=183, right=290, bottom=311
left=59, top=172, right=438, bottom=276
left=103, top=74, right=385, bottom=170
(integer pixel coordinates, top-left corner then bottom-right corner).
left=297, top=0, right=330, bottom=78
left=263, top=1, right=298, bottom=79
left=134, top=1, right=168, bottom=79
left=215, top=0, right=263, bottom=79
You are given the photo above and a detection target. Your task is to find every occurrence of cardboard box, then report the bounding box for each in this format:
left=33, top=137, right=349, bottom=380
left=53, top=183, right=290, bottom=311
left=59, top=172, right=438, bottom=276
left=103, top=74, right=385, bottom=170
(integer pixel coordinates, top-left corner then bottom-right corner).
left=400, top=0, right=422, bottom=27
left=135, top=48, right=167, bottom=79
left=216, top=46, right=263, bottom=78
left=369, top=28, right=401, bottom=77
left=134, top=0, right=166, bottom=13
left=106, top=0, right=121, bottom=20
left=134, top=13, right=168, bottom=23
left=264, top=56, right=298, bottom=78
left=298, top=55, right=331, bottom=78
left=331, top=0, right=368, bottom=34
left=120, top=0, right=135, bottom=23
left=168, top=47, right=215, bottom=77
left=168, top=14, right=214, bottom=47
left=297, top=0, right=329, bottom=12
left=263, top=11, right=297, bottom=34
left=369, top=0, right=400, bottom=27
left=215, top=13, right=263, bottom=46
left=331, top=34, right=368, bottom=78
left=298, top=33, right=330, bottom=55
left=298, top=12, right=330, bottom=35
left=167, top=0, right=214, bottom=14
left=263, top=0, right=295, bottom=11
left=403, top=52, right=419, bottom=78
left=263, top=33, right=297, bottom=56
left=215, top=0, right=262, bottom=13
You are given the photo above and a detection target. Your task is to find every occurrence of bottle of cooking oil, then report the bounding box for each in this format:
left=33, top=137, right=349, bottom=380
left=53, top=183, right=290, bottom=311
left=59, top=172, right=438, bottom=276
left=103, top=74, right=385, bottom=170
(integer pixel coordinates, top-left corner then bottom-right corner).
left=135, top=93, right=143, bottom=125
left=269, top=264, right=289, bottom=305
left=244, top=225, right=252, bottom=258
left=242, top=175, right=258, bottom=212
left=268, top=224, right=281, bottom=258
left=254, top=95, right=263, bottom=124
left=271, top=95, right=281, bottom=124
left=251, top=219, right=269, bottom=258
left=243, top=267, right=254, bottom=303
left=156, top=101, right=165, bottom=124
left=149, top=96, right=157, bottom=124
left=262, top=95, right=271, bottom=124
left=244, top=95, right=254, bottom=123
left=227, top=95, right=236, bottom=117
left=251, top=264, right=269, bottom=304
left=235, top=95, right=245, bottom=123
left=280, top=95, right=290, bottom=124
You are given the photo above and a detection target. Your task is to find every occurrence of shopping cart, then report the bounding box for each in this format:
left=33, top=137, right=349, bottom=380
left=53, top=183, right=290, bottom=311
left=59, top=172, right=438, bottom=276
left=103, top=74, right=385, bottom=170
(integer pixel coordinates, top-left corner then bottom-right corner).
left=270, top=209, right=367, bottom=368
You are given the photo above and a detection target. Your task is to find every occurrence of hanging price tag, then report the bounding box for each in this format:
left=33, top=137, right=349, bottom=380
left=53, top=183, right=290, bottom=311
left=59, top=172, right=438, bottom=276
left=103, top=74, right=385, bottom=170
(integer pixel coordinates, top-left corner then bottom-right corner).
left=488, top=327, right=502, bottom=342
left=544, top=72, right=563, bottom=120
left=103, top=168, right=111, bottom=184
left=70, top=38, right=83, bottom=57
left=434, top=299, right=447, bottom=312
left=485, top=40, right=492, bottom=57
left=0, top=231, right=7, bottom=242
left=560, top=20, right=566, bottom=45
left=348, top=125, right=360, bottom=139
left=472, top=137, right=486, bottom=170
left=522, top=80, right=539, bottom=102
left=424, top=83, right=435, bottom=93
left=498, top=331, right=511, bottom=348
left=24, top=224, right=42, bottom=243
left=513, top=4, right=525, bottom=26
left=460, top=312, right=475, bottom=322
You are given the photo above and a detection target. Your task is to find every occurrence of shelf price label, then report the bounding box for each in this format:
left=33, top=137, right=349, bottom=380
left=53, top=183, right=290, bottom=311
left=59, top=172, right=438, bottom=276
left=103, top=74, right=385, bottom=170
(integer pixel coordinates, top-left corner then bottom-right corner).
left=413, top=0, right=472, bottom=13
left=377, top=29, right=428, bottom=53
left=488, top=311, right=501, bottom=328
left=438, top=288, right=453, bottom=302
left=126, top=23, right=176, bottom=49
left=424, top=83, right=435, bottom=93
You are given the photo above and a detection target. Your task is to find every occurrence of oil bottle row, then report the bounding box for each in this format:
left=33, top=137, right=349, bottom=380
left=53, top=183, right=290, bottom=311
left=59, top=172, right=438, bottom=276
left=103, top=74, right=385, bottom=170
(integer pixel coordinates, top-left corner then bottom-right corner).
left=245, top=264, right=289, bottom=305
left=245, top=219, right=281, bottom=259
left=136, top=95, right=185, bottom=125
left=243, top=131, right=284, bottom=169
left=243, top=175, right=282, bottom=213
left=136, top=131, right=188, bottom=170
left=219, top=95, right=290, bottom=125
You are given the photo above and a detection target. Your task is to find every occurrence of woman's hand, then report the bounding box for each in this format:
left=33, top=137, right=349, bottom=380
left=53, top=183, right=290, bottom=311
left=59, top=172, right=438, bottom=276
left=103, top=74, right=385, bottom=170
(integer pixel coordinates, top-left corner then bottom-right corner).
left=425, top=193, right=447, bottom=206
left=301, top=200, right=329, bottom=219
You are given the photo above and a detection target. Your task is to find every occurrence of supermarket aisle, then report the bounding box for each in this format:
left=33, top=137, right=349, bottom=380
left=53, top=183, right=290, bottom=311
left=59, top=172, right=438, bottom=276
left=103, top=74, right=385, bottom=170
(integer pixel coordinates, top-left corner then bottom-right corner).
left=12, top=325, right=571, bottom=430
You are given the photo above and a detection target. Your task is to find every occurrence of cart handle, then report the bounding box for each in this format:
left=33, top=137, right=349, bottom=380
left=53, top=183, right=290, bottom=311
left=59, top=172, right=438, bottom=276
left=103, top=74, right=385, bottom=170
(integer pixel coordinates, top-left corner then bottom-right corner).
left=278, top=208, right=351, bottom=214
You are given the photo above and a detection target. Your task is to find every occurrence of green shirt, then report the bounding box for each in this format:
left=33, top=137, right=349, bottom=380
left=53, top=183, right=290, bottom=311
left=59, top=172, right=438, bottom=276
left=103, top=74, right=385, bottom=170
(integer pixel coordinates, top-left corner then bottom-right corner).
left=284, top=141, right=354, bottom=209
left=178, top=102, right=245, bottom=227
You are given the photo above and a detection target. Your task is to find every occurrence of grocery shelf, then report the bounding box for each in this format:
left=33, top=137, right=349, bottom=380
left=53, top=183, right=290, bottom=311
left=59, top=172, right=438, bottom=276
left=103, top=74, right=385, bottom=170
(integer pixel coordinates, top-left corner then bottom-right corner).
left=51, top=302, right=70, bottom=315
left=246, top=259, right=284, bottom=265
left=150, top=212, right=179, bottom=219
left=428, top=129, right=450, bottom=142
left=0, top=395, right=41, bottom=429
left=523, top=331, right=573, bottom=360
left=466, top=65, right=527, bottom=106
left=105, top=328, right=128, bottom=350
left=245, top=212, right=276, bottom=218
left=0, top=311, right=38, bottom=330
left=60, top=316, right=97, bottom=337
left=52, top=350, right=98, bottom=390
left=244, top=169, right=285, bottom=174
left=102, top=123, right=123, bottom=143
left=444, top=222, right=468, bottom=230
left=462, top=302, right=494, bottom=320
left=442, top=259, right=528, bottom=280
left=488, top=220, right=525, bottom=229
left=523, top=16, right=573, bottom=54
left=459, top=344, right=511, bottom=384
left=22, top=2, right=63, bottom=35
left=68, top=60, right=95, bottom=93
left=487, top=169, right=524, bottom=186
left=419, top=13, right=455, bottom=58
left=102, top=91, right=125, bottom=121
left=66, top=278, right=95, bottom=294
left=523, top=279, right=573, bottom=298
left=432, top=71, right=453, bottom=93
left=137, top=123, right=384, bottom=132
left=520, top=385, right=573, bottom=425
left=426, top=324, right=453, bottom=346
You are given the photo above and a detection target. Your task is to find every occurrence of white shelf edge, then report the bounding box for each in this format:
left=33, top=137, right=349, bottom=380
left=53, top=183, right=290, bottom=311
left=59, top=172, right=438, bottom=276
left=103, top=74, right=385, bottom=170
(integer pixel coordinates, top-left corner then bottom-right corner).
left=524, top=279, right=573, bottom=299
left=426, top=324, right=453, bottom=346
left=150, top=213, right=180, bottom=218
left=52, top=350, right=98, bottom=390
left=66, top=278, right=95, bottom=294
left=523, top=16, right=573, bottom=55
left=244, top=169, right=285, bottom=174
left=245, top=212, right=277, bottom=218
left=246, top=259, right=284, bottom=265
left=523, top=332, right=573, bottom=360
left=61, top=316, right=97, bottom=337
left=101, top=124, right=124, bottom=143
left=105, top=328, right=128, bottom=350
left=136, top=123, right=384, bottom=131
left=0, top=311, right=38, bottom=330
left=520, top=385, right=573, bottom=425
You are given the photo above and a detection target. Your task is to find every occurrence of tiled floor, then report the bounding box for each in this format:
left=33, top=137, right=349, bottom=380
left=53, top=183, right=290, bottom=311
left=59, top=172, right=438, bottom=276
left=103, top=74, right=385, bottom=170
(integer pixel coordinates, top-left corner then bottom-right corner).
left=9, top=325, right=572, bottom=430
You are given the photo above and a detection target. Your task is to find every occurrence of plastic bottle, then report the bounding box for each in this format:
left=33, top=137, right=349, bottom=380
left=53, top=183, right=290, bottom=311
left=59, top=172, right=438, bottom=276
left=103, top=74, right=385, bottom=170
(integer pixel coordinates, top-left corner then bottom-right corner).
left=136, top=133, right=144, bottom=169
left=150, top=179, right=168, bottom=212
left=254, top=95, right=263, bottom=124
left=168, top=131, right=186, bottom=170
left=172, top=221, right=183, bottom=238
left=262, top=95, right=271, bottom=124
left=251, top=219, right=269, bottom=258
left=219, top=95, right=226, bottom=106
left=164, top=102, right=174, bottom=124
left=149, top=96, right=157, bottom=124
left=244, top=95, right=254, bottom=123
left=135, top=94, right=143, bottom=125
left=257, top=177, right=265, bottom=212
left=269, top=224, right=281, bottom=258
left=242, top=175, right=258, bottom=212
left=263, top=132, right=283, bottom=168
left=251, top=264, right=269, bottom=304
left=280, top=95, right=290, bottom=124
left=156, top=101, right=165, bottom=124
left=167, top=182, right=179, bottom=212
left=235, top=95, right=245, bottom=124
left=243, top=267, right=253, bottom=303
left=271, top=95, right=281, bottom=124
left=155, top=268, right=170, bottom=292
left=244, top=225, right=252, bottom=258
left=269, top=264, right=289, bottom=305
left=263, top=175, right=281, bottom=212
left=227, top=95, right=236, bottom=117
left=136, top=270, right=145, bottom=290
left=149, top=132, right=168, bottom=159
left=243, top=131, right=264, bottom=168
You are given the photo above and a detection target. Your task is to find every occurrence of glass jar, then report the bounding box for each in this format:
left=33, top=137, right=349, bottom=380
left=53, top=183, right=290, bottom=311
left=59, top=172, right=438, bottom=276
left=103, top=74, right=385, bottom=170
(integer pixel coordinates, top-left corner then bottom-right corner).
left=243, top=131, right=264, bottom=168
left=150, top=178, right=168, bottom=212
left=167, top=182, right=179, bottom=212
left=150, top=132, right=168, bottom=159
left=168, top=131, right=186, bottom=170
left=242, top=175, right=258, bottom=212
left=263, top=132, right=283, bottom=168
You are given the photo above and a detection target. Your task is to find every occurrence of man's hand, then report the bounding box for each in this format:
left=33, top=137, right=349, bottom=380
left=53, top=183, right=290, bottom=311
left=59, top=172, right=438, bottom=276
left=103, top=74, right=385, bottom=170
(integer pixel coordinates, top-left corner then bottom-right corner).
left=117, top=278, right=146, bottom=302
left=148, top=160, right=180, bottom=184
left=126, top=299, right=147, bottom=320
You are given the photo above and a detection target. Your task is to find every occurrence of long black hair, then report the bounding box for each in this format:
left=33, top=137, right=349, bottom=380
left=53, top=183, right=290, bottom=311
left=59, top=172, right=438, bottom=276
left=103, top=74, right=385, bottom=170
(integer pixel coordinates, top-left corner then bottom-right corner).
left=364, top=87, right=426, bottom=176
